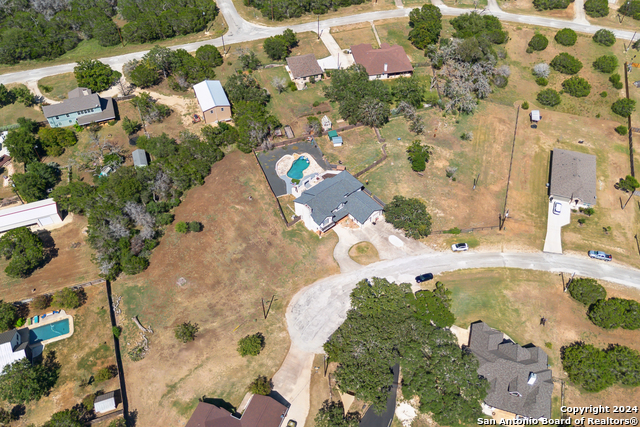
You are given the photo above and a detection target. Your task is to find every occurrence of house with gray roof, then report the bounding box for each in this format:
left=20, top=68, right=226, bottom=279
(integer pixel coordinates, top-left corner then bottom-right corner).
left=549, top=149, right=597, bottom=208
left=42, top=88, right=115, bottom=128
left=0, top=329, right=31, bottom=375
left=468, top=321, right=553, bottom=420
left=294, top=171, right=383, bottom=233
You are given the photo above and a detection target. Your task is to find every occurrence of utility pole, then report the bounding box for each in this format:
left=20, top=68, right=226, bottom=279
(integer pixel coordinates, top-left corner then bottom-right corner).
left=270, top=0, right=274, bottom=21
left=222, top=34, right=226, bottom=55
left=117, top=27, right=125, bottom=48
left=624, top=61, right=635, bottom=177
left=625, top=32, right=637, bottom=52
left=317, top=16, right=320, bottom=40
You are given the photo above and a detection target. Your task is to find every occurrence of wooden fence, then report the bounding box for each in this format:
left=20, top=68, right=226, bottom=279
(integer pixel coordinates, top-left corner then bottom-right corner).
left=253, top=123, right=363, bottom=152
left=430, top=225, right=500, bottom=235
left=354, top=144, right=387, bottom=179
left=16, top=278, right=106, bottom=305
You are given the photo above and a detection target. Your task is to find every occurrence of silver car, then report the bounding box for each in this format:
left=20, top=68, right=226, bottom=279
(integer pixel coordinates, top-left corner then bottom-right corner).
left=451, top=243, right=469, bottom=252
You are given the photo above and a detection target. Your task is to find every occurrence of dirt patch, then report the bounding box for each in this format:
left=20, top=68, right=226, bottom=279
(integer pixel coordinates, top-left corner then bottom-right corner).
left=304, top=354, right=332, bottom=427
left=348, top=242, right=380, bottom=265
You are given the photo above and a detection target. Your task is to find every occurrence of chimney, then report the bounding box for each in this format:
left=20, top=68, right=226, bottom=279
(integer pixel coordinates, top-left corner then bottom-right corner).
left=384, top=63, right=388, bottom=72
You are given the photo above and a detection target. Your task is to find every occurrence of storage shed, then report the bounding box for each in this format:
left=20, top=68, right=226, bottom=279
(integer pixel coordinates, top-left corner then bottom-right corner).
left=193, top=80, right=232, bottom=124
left=0, top=199, right=62, bottom=233
left=94, top=391, right=117, bottom=414
left=132, top=149, right=148, bottom=167
left=530, top=110, right=541, bottom=122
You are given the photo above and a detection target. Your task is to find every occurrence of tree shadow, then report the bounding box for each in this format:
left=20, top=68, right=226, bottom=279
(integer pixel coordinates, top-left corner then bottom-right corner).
left=127, top=409, right=138, bottom=427
left=200, top=397, right=237, bottom=415
left=11, top=404, right=25, bottom=420
left=15, top=303, right=30, bottom=320
left=36, top=230, right=58, bottom=266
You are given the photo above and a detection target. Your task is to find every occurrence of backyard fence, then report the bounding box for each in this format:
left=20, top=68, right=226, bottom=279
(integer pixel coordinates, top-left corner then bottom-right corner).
left=15, top=278, right=105, bottom=305
left=253, top=123, right=364, bottom=152
left=354, top=144, right=387, bottom=179
left=430, top=225, right=500, bottom=235
left=89, top=410, right=124, bottom=424
left=114, top=95, right=136, bottom=102
left=374, top=127, right=385, bottom=143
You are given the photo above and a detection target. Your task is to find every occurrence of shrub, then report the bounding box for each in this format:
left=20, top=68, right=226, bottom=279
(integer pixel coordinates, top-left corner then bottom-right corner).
left=156, top=213, right=175, bottom=226
left=593, top=29, right=616, bottom=46
left=561, top=76, right=591, bottom=97
left=122, top=117, right=141, bottom=135
left=534, top=0, right=571, bottom=9
left=175, top=221, right=189, bottom=233
left=522, top=101, right=529, bottom=109
left=528, top=34, right=549, bottom=52
left=175, top=321, right=200, bottom=343
left=312, top=100, right=320, bottom=107
left=95, top=366, right=117, bottom=383
left=592, top=55, right=618, bottom=73
left=588, top=298, right=640, bottom=329
left=578, top=218, right=586, bottom=225
left=537, top=88, right=561, bottom=107
left=532, top=63, right=550, bottom=78
left=53, top=288, right=81, bottom=309
left=568, top=278, right=606, bottom=306
left=461, top=131, right=474, bottom=140
left=493, top=75, right=509, bottom=88
left=611, top=98, right=636, bottom=117
left=237, top=332, right=265, bottom=356
left=535, top=77, right=549, bottom=86
left=249, top=375, right=272, bottom=395
left=188, top=221, right=203, bottom=232
left=615, top=125, right=628, bottom=135
left=550, top=53, right=583, bottom=74
left=600, top=91, right=608, bottom=97
left=31, top=294, right=51, bottom=310
left=584, top=0, right=609, bottom=16
left=112, top=326, right=121, bottom=338
left=287, top=81, right=297, bottom=91
left=610, top=73, right=623, bottom=89
left=554, top=28, right=577, bottom=46
left=406, top=140, right=432, bottom=172
left=579, top=207, right=595, bottom=216
left=82, top=394, right=96, bottom=411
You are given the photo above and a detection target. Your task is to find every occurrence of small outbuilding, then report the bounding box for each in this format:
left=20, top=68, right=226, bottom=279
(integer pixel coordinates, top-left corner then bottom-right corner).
left=94, top=391, right=117, bottom=414
left=0, top=199, right=62, bottom=233
left=530, top=110, right=541, bottom=122
left=132, top=149, right=148, bottom=167
left=321, top=115, right=332, bottom=131
left=193, top=80, right=232, bottom=124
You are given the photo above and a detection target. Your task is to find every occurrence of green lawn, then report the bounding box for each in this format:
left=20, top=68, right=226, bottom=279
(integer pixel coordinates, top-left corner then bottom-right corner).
left=374, top=19, right=428, bottom=63
left=38, top=73, right=78, bottom=101
left=0, top=96, right=44, bottom=127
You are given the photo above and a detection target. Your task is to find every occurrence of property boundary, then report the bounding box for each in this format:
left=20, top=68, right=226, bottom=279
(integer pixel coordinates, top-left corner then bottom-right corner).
left=89, top=409, right=124, bottom=424
left=430, top=225, right=499, bottom=235
left=253, top=123, right=364, bottom=152
left=500, top=106, right=520, bottom=230
left=106, top=281, right=130, bottom=424
left=354, top=144, right=387, bottom=178
left=252, top=150, right=301, bottom=227
left=14, top=278, right=106, bottom=305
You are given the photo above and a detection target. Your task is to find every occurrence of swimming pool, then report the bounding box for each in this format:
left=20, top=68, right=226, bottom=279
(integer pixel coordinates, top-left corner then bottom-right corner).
left=287, top=156, right=310, bottom=180
left=29, top=319, right=70, bottom=343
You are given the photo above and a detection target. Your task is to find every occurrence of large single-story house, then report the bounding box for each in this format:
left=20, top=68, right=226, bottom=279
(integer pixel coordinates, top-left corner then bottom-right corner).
left=193, top=80, right=232, bottom=124
left=0, top=329, right=31, bottom=374
left=0, top=199, right=63, bottom=233
left=42, top=88, right=115, bottom=128
left=351, top=43, right=413, bottom=80
left=294, top=171, right=383, bottom=233
left=186, top=394, right=287, bottom=427
left=285, top=54, right=324, bottom=87
left=549, top=149, right=597, bottom=208
left=468, top=321, right=553, bottom=420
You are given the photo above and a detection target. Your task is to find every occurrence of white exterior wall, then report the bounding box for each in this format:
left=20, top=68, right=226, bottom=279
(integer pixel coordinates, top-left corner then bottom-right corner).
left=0, top=333, right=26, bottom=375
left=0, top=199, right=62, bottom=233
left=295, top=203, right=320, bottom=232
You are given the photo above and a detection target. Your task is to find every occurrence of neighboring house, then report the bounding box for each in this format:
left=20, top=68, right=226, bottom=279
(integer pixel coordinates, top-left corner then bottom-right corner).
left=193, top=80, right=232, bottom=124
left=549, top=149, right=597, bottom=208
left=351, top=43, right=413, bottom=80
left=0, top=199, right=63, bottom=233
left=294, top=171, right=383, bottom=233
left=186, top=394, right=287, bottom=427
left=0, top=329, right=31, bottom=374
left=94, top=391, right=118, bottom=414
left=42, top=87, right=115, bottom=128
left=285, top=54, right=324, bottom=87
left=468, top=321, right=553, bottom=420
left=132, top=149, right=148, bottom=167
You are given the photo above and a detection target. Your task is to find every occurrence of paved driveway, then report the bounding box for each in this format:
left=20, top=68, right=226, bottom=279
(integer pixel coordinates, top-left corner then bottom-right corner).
left=542, top=199, right=570, bottom=254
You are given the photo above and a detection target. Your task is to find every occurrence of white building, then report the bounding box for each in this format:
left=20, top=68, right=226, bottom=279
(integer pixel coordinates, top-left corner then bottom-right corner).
left=0, top=131, right=9, bottom=157
left=0, top=329, right=31, bottom=374
left=95, top=391, right=118, bottom=414
left=0, top=199, right=63, bottom=233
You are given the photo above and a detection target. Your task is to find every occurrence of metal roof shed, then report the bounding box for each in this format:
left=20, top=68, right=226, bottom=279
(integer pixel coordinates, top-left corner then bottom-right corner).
left=332, top=136, right=343, bottom=146
left=94, top=391, right=117, bottom=414
left=530, top=110, right=541, bottom=122
left=0, top=199, right=62, bottom=233
left=132, top=149, right=148, bottom=167
left=327, top=130, right=338, bottom=140
left=193, top=80, right=230, bottom=111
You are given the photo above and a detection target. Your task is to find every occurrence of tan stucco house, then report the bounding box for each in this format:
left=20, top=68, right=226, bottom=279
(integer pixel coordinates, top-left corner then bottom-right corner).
left=193, top=80, right=232, bottom=124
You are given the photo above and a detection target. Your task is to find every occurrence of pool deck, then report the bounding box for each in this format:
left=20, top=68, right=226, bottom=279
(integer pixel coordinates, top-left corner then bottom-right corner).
left=26, top=310, right=75, bottom=346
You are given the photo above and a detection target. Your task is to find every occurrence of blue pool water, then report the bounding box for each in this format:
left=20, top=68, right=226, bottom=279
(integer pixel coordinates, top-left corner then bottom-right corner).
left=287, top=156, right=310, bottom=180
left=29, top=319, right=70, bottom=343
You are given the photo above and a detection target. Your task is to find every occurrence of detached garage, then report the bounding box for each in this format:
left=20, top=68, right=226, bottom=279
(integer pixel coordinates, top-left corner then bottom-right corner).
left=0, top=199, right=63, bottom=233
left=193, top=80, right=232, bottom=124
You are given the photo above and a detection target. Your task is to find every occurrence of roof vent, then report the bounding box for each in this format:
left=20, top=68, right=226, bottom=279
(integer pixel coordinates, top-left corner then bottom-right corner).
left=384, top=63, right=388, bottom=72
left=527, top=372, right=537, bottom=385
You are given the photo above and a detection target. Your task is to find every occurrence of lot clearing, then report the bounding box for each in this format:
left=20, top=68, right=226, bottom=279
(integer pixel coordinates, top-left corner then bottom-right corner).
left=112, top=150, right=339, bottom=427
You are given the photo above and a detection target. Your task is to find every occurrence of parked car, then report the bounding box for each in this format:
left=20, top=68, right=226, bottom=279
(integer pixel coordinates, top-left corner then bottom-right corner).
left=415, top=273, right=434, bottom=283
left=451, top=243, right=469, bottom=252
left=553, top=201, right=562, bottom=215
left=588, top=250, right=612, bottom=261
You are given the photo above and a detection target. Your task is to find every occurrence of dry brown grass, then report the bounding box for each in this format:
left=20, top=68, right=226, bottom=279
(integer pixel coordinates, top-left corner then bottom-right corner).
left=330, top=23, right=379, bottom=50
left=304, top=354, right=332, bottom=427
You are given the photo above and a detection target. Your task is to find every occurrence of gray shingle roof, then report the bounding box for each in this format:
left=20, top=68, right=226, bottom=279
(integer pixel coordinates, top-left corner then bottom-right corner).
left=286, top=54, right=323, bottom=79
left=468, top=322, right=553, bottom=419
left=549, top=149, right=597, bottom=206
left=95, top=391, right=116, bottom=403
left=76, top=97, right=115, bottom=125
left=294, top=171, right=382, bottom=227
left=0, top=330, right=16, bottom=345
left=42, top=93, right=102, bottom=118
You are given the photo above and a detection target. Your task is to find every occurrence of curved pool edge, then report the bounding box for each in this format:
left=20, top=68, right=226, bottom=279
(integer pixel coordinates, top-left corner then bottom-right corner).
left=287, top=156, right=310, bottom=180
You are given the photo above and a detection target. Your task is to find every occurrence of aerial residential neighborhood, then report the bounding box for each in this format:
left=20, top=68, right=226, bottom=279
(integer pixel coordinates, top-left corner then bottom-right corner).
left=0, top=0, right=640, bottom=426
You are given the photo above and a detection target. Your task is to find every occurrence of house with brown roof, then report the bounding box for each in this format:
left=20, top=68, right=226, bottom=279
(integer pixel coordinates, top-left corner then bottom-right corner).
left=468, top=322, right=553, bottom=420
left=350, top=43, right=413, bottom=80
left=285, top=54, right=324, bottom=89
left=186, top=394, right=287, bottom=427
left=42, top=88, right=115, bottom=128
left=549, top=149, right=597, bottom=208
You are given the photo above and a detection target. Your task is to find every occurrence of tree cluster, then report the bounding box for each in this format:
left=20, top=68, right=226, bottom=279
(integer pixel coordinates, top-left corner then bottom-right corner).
left=263, top=29, right=298, bottom=60
left=242, top=0, right=364, bottom=20
left=527, top=34, right=549, bottom=53
left=406, top=140, right=432, bottom=172
left=567, top=278, right=607, bottom=306
left=584, top=0, right=609, bottom=16
left=0, top=84, right=36, bottom=109
left=383, top=195, right=432, bottom=239
left=610, top=73, right=624, bottom=89
left=611, top=98, right=636, bottom=117
left=561, top=76, right=591, bottom=97
left=589, top=298, right=640, bottom=329
left=562, top=342, right=640, bottom=392
left=51, top=129, right=229, bottom=280
left=0, top=352, right=60, bottom=404
left=13, top=162, right=62, bottom=203
left=74, top=60, right=121, bottom=92
left=592, top=29, right=616, bottom=46
left=616, top=175, right=640, bottom=192
left=550, top=52, right=583, bottom=74
left=0, top=228, right=45, bottom=279
left=325, top=277, right=486, bottom=423
left=130, top=92, right=172, bottom=123
left=0, top=301, right=18, bottom=332
left=618, top=0, right=640, bottom=19
left=534, top=0, right=573, bottom=10
left=537, top=88, right=561, bottom=107
left=408, top=4, right=443, bottom=50
left=314, top=400, right=360, bottom=427
left=554, top=28, right=577, bottom=46
left=592, top=55, right=618, bottom=73
left=450, top=12, right=508, bottom=45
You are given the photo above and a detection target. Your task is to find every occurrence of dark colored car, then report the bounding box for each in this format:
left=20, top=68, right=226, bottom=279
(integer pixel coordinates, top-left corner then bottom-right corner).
left=415, top=273, right=434, bottom=283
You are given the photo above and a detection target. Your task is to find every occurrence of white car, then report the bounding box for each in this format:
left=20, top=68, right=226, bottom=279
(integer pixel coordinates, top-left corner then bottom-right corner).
left=451, top=243, right=469, bottom=252
left=552, top=201, right=562, bottom=215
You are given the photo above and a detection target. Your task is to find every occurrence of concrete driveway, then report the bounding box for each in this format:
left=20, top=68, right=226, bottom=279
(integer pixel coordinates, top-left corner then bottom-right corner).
left=542, top=199, right=570, bottom=254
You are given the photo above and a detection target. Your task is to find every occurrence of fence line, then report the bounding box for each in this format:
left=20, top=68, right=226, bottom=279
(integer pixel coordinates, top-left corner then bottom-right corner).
left=15, top=278, right=106, bottom=305
left=500, top=106, right=520, bottom=230
left=354, top=144, right=388, bottom=178
left=253, top=123, right=364, bottom=152
left=431, top=225, right=500, bottom=235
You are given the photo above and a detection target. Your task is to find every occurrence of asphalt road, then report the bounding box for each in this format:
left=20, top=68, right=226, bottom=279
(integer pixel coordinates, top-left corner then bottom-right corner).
left=0, top=0, right=637, bottom=84
left=286, top=251, right=640, bottom=353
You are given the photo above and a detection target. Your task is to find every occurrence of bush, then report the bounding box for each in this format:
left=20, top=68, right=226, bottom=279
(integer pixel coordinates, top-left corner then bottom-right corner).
left=175, top=321, right=200, bottom=343
left=568, top=278, right=606, bottom=306
left=406, top=140, right=432, bottom=172
left=584, top=0, right=609, bottom=16
left=383, top=195, right=432, bottom=239
left=528, top=34, right=549, bottom=52
left=112, top=326, right=121, bottom=339
left=522, top=101, right=529, bottom=109
left=188, top=221, right=203, bottom=232
left=534, top=0, right=572, bottom=9
left=95, top=365, right=117, bottom=383
left=593, top=29, right=616, bottom=46
left=156, top=213, right=175, bottom=226
left=561, top=76, right=591, bottom=97
left=237, top=332, right=265, bottom=356
left=600, top=91, right=608, bottom=97
left=312, top=100, right=320, bottom=107
left=610, top=73, right=624, bottom=89
left=578, top=218, right=586, bottom=225
left=592, top=55, right=618, bottom=73
left=493, top=75, right=509, bottom=88
left=175, top=221, right=189, bottom=233
left=122, top=117, right=141, bottom=135
left=617, top=175, right=640, bottom=192
left=611, top=98, right=636, bottom=117
left=554, top=28, right=577, bottom=46
left=537, top=88, right=561, bottom=107
left=53, top=288, right=81, bottom=309
left=618, top=0, right=640, bottom=17
left=31, top=294, right=51, bottom=310
left=615, top=125, right=628, bottom=135
left=82, top=394, right=96, bottom=411
left=532, top=63, right=550, bottom=78
left=535, top=77, right=549, bottom=86
left=550, top=53, right=583, bottom=74
left=249, top=375, right=272, bottom=395
left=589, top=298, right=640, bottom=329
